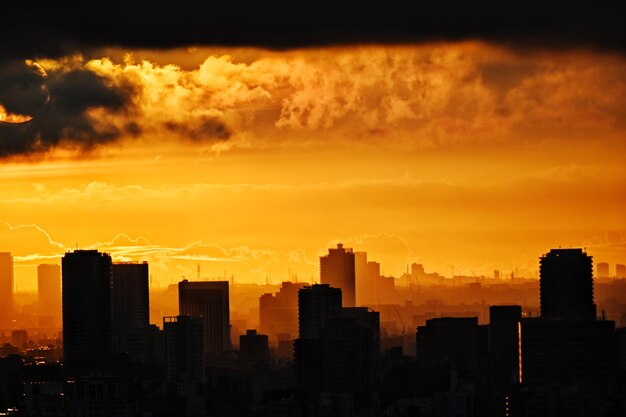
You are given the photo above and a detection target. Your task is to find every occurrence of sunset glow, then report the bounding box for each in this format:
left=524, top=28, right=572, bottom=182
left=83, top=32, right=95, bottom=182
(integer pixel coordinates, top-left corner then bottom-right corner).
left=1, top=43, right=626, bottom=290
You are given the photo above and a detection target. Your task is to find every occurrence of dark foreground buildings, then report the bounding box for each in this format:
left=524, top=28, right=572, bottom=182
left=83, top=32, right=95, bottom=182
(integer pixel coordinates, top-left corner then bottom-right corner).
left=4, top=246, right=626, bottom=416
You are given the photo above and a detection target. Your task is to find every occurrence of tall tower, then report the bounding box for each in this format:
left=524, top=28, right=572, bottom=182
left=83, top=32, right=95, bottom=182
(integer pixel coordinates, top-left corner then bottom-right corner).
left=111, top=262, right=149, bottom=356
left=539, top=248, right=595, bottom=321
left=0, top=253, right=14, bottom=320
left=37, top=264, right=62, bottom=327
left=320, top=243, right=355, bottom=307
left=62, top=250, right=113, bottom=374
left=178, top=280, right=231, bottom=361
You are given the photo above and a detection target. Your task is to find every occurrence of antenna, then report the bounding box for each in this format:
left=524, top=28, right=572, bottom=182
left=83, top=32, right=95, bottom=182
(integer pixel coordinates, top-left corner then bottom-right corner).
left=197, top=263, right=200, bottom=281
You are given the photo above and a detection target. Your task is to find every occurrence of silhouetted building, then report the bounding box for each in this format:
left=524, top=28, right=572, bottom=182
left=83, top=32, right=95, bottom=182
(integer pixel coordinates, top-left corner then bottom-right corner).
left=62, top=250, right=113, bottom=374
left=298, top=284, right=342, bottom=339
left=355, top=252, right=395, bottom=305
left=416, top=317, right=488, bottom=381
left=178, top=280, right=231, bottom=361
left=164, top=315, right=206, bottom=417
left=597, top=261, right=610, bottom=278
left=539, top=248, right=596, bottom=321
left=521, top=318, right=616, bottom=387
left=0, top=253, right=14, bottom=320
left=616, top=263, right=626, bottom=279
left=322, top=308, right=380, bottom=392
left=164, top=315, right=205, bottom=383
left=259, top=281, right=304, bottom=344
left=239, top=329, right=269, bottom=369
left=521, top=248, right=619, bottom=414
left=37, top=264, right=61, bottom=327
left=111, top=262, right=149, bottom=359
left=320, top=243, right=356, bottom=307
left=489, top=305, right=522, bottom=388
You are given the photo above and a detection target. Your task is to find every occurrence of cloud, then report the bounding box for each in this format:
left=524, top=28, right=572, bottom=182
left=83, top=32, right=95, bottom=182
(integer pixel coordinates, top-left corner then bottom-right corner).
left=2, top=45, right=625, bottom=159
left=0, top=61, right=134, bottom=158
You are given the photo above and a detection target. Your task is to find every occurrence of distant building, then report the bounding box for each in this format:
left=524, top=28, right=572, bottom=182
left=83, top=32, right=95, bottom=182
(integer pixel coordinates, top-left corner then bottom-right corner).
left=259, top=281, right=305, bottom=344
left=0, top=253, right=14, bottom=320
left=178, top=280, right=231, bottom=361
left=355, top=252, right=395, bottom=305
left=37, top=264, right=61, bottom=327
left=597, top=262, right=610, bottom=279
left=111, top=262, right=150, bottom=360
left=62, top=250, right=113, bottom=374
left=539, top=248, right=595, bottom=321
left=617, top=263, right=626, bottom=279
left=320, top=243, right=355, bottom=307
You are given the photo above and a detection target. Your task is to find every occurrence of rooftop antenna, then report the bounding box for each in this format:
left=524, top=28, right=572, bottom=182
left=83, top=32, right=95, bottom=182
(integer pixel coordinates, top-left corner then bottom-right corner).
left=197, top=263, right=200, bottom=281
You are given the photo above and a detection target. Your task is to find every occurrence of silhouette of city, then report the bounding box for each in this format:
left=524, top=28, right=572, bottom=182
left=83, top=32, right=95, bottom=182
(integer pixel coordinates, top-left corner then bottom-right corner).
left=0, top=245, right=626, bottom=416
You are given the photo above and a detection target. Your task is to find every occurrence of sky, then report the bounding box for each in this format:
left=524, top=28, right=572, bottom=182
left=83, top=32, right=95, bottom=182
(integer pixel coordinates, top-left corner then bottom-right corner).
left=1, top=4, right=625, bottom=290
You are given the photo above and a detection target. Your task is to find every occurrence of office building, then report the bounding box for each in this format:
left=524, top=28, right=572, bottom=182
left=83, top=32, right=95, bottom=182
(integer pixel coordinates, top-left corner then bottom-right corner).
left=62, top=250, right=113, bottom=374
left=617, top=263, right=626, bottom=279
left=298, top=284, right=342, bottom=339
left=178, top=280, right=231, bottom=361
left=489, top=305, right=522, bottom=387
left=321, top=307, right=380, bottom=413
left=164, top=315, right=205, bottom=383
left=37, top=264, right=61, bottom=327
left=320, top=243, right=356, bottom=307
left=597, top=262, right=610, bottom=279
left=539, top=248, right=595, bottom=321
left=0, top=253, right=14, bottom=319
left=239, top=329, right=269, bottom=369
left=111, top=262, right=149, bottom=358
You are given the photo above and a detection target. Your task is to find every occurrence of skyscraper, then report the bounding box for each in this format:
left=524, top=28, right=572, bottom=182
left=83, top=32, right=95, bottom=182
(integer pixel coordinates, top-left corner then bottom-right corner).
left=62, top=250, right=113, bottom=374
left=37, top=264, right=61, bottom=327
left=320, top=243, right=355, bottom=307
left=0, top=253, right=14, bottom=319
left=178, top=280, right=231, bottom=361
left=539, top=248, right=595, bottom=321
left=111, top=262, right=149, bottom=357
left=616, top=263, right=626, bottom=279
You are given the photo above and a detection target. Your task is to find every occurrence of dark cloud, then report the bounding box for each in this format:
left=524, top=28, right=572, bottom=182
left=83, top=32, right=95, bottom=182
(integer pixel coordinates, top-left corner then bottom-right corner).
left=1, top=1, right=625, bottom=61
left=0, top=63, right=132, bottom=158
left=164, top=116, right=232, bottom=142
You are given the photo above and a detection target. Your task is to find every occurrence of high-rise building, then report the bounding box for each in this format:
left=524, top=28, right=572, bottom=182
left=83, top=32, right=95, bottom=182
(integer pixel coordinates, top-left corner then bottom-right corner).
left=489, top=305, right=522, bottom=388
left=320, top=243, right=356, bottom=307
left=111, top=262, right=150, bottom=358
left=37, top=264, right=61, bottom=327
left=597, top=262, right=610, bottom=278
left=321, top=307, right=380, bottom=413
left=164, top=315, right=205, bottom=383
left=539, top=248, right=595, bottom=321
left=62, top=250, right=113, bottom=374
left=298, top=284, right=342, bottom=339
left=617, top=263, right=626, bottom=279
left=163, top=315, right=206, bottom=417
left=0, top=253, right=14, bottom=319
left=178, top=280, right=231, bottom=361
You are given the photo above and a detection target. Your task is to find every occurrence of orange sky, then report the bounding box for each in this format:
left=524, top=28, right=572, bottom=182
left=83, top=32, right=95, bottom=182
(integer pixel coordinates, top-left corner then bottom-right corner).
left=1, top=42, right=625, bottom=290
